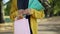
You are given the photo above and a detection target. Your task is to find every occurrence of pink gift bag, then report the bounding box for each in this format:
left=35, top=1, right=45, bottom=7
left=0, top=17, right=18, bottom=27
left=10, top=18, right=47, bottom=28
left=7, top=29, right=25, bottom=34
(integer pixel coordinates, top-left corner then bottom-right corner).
left=14, top=18, right=30, bottom=34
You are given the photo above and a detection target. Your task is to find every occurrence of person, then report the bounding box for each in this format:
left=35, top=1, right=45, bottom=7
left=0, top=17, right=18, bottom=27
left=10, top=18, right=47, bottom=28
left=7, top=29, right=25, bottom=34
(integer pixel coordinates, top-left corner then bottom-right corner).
left=10, top=0, right=45, bottom=34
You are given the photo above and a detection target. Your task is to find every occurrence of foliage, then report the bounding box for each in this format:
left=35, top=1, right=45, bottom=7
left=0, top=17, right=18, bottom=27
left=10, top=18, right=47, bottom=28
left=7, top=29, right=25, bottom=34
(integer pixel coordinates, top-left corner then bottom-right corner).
left=49, top=0, right=60, bottom=15
left=4, top=0, right=11, bottom=16
left=53, top=0, right=60, bottom=15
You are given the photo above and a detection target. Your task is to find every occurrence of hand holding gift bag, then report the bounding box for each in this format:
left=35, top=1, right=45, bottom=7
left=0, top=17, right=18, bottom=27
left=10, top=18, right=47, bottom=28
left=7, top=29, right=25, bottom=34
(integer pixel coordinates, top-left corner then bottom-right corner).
left=14, top=9, right=31, bottom=34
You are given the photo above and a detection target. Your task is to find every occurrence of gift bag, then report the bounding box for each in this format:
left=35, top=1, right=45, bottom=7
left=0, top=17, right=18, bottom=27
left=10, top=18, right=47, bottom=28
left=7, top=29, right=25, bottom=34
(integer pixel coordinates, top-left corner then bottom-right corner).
left=14, top=18, right=30, bottom=34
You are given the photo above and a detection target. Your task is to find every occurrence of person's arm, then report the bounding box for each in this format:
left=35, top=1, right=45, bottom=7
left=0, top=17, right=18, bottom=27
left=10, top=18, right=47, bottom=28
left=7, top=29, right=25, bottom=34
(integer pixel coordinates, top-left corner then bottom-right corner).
left=24, top=9, right=45, bottom=19
left=10, top=0, right=17, bottom=21
left=30, top=9, right=45, bottom=19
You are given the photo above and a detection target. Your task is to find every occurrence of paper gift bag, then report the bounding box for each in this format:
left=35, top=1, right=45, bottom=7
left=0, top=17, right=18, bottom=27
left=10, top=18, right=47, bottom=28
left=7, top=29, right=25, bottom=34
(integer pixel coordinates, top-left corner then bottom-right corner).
left=14, top=18, right=30, bottom=34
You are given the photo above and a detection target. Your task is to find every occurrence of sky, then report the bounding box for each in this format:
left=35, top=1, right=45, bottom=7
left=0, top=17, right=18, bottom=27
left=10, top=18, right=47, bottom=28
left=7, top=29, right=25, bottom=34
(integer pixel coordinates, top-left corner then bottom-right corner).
left=3, top=0, right=9, bottom=4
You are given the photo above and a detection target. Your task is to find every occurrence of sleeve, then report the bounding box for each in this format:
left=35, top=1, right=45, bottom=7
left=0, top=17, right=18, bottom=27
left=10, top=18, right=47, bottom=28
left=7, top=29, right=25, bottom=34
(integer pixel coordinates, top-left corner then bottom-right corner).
left=30, top=9, right=45, bottom=19
left=10, top=0, right=18, bottom=21
left=10, top=11, right=18, bottom=21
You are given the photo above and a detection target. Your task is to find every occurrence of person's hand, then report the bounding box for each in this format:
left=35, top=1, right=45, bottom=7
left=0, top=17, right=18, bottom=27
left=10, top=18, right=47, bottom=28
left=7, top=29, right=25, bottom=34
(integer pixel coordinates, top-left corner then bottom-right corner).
left=18, top=9, right=24, bottom=15
left=16, top=9, right=24, bottom=20
left=24, top=9, right=31, bottom=15
left=16, top=15, right=23, bottom=20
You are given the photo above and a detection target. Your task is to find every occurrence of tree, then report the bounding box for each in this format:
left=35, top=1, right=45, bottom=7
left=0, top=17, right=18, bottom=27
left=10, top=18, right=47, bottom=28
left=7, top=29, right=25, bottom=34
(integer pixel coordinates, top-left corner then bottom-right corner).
left=0, top=0, right=4, bottom=23
left=4, top=0, right=11, bottom=16
left=53, top=0, right=60, bottom=16
left=49, top=0, right=60, bottom=16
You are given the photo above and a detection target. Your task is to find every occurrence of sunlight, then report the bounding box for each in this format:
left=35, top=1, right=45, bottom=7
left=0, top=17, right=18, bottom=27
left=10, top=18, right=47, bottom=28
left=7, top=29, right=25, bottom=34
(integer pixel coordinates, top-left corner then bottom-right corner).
left=3, top=0, right=9, bottom=4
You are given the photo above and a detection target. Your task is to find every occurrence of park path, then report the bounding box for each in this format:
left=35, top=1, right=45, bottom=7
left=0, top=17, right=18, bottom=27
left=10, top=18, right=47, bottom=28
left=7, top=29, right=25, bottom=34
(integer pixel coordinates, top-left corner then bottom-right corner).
left=0, top=16, right=60, bottom=34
